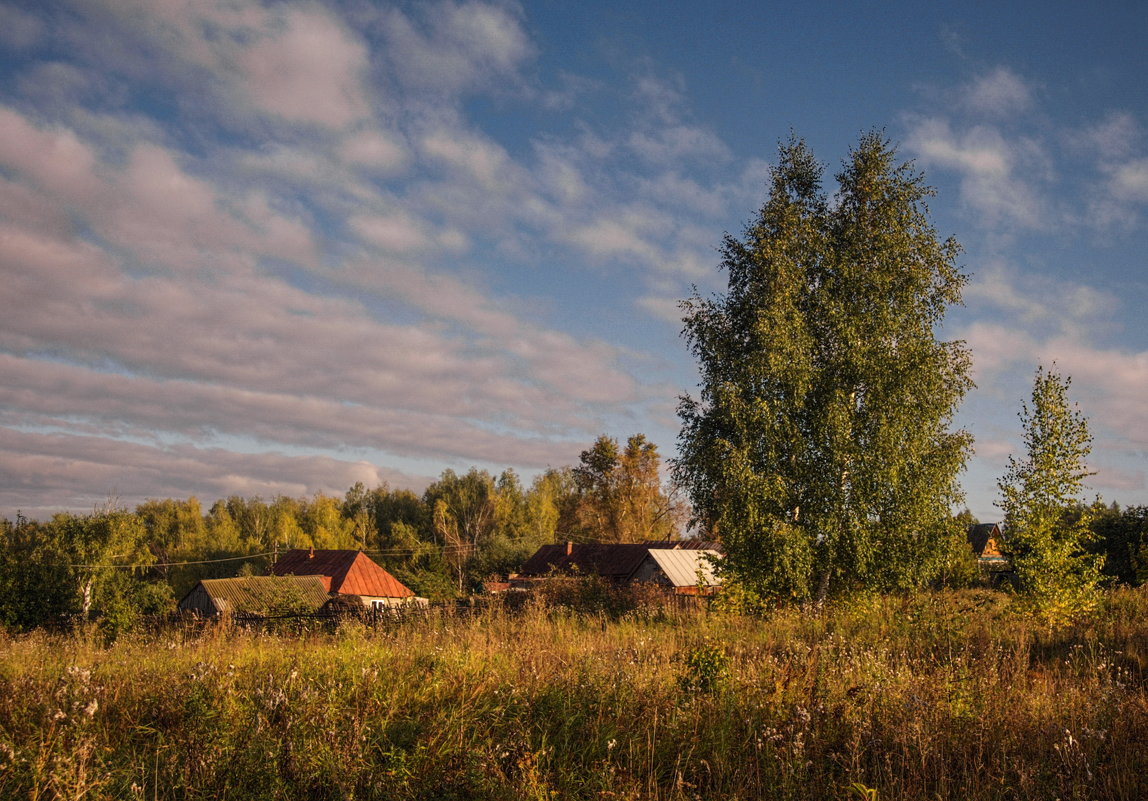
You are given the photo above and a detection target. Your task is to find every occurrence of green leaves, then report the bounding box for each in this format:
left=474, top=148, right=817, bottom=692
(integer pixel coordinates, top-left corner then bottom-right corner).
left=998, top=367, right=1102, bottom=621
left=676, top=133, right=972, bottom=601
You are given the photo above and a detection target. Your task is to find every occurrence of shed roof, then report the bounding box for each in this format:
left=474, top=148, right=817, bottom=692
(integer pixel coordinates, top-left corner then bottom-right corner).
left=179, top=575, right=330, bottom=615
left=271, top=549, right=414, bottom=598
left=645, top=549, right=722, bottom=588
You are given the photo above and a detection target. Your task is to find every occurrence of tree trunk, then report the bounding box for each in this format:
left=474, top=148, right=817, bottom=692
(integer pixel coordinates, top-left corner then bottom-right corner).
left=80, top=574, right=94, bottom=620
left=815, top=568, right=831, bottom=604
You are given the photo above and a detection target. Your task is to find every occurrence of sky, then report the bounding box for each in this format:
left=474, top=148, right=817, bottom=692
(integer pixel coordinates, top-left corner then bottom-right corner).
left=0, top=0, right=1146, bottom=523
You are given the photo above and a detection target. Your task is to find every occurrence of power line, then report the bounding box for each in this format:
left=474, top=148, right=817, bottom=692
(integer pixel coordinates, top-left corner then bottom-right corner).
left=51, top=552, right=276, bottom=570
left=40, top=543, right=485, bottom=570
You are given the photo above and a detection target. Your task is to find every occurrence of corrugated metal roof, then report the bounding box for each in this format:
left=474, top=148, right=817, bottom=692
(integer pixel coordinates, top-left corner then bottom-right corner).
left=646, top=549, right=722, bottom=588
left=179, top=575, right=331, bottom=615
left=271, top=549, right=413, bottom=598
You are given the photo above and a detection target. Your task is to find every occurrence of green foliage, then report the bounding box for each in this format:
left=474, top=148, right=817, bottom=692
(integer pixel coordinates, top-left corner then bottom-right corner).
left=848, top=783, right=881, bottom=801
left=676, top=638, right=729, bottom=693
left=676, top=133, right=972, bottom=601
left=998, top=367, right=1103, bottom=622
left=564, top=433, right=679, bottom=543
left=1089, top=503, right=1148, bottom=586
left=932, top=517, right=981, bottom=589
left=0, top=434, right=677, bottom=621
left=0, top=508, right=169, bottom=632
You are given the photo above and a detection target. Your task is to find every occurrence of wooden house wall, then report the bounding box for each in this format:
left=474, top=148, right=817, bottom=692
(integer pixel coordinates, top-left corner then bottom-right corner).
left=177, top=584, right=221, bottom=616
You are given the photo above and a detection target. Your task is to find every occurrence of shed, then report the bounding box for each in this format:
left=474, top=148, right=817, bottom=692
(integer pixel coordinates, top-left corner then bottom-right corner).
left=178, top=575, right=331, bottom=617
left=631, top=549, right=722, bottom=594
left=270, top=548, right=417, bottom=609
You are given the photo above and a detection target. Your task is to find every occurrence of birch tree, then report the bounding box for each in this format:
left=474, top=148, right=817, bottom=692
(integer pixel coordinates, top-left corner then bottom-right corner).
left=998, top=366, right=1102, bottom=619
left=676, top=133, right=972, bottom=601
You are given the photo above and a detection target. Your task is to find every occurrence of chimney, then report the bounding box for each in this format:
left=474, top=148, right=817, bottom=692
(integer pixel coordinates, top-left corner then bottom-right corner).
left=566, top=541, right=573, bottom=556
left=308, top=546, right=314, bottom=559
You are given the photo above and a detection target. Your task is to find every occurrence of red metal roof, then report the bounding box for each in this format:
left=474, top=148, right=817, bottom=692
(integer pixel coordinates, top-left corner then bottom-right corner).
left=271, top=549, right=413, bottom=598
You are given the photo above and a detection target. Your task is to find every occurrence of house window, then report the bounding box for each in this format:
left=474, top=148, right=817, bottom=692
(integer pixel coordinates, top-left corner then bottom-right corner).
left=371, top=600, right=387, bottom=611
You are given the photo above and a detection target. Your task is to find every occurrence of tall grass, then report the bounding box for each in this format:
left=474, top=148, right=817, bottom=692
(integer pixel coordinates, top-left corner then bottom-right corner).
left=1, top=587, right=1146, bottom=800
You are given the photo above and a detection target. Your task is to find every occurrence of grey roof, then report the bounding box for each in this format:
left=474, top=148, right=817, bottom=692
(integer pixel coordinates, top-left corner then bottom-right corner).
left=646, top=549, right=722, bottom=588
left=179, top=575, right=331, bottom=616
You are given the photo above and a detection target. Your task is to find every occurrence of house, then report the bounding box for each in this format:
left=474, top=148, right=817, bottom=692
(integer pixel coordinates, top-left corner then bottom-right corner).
left=514, top=541, right=723, bottom=595
left=178, top=575, right=331, bottom=617
left=270, top=548, right=420, bottom=610
left=967, top=523, right=1013, bottom=586
left=967, top=523, right=1006, bottom=563
left=519, top=542, right=654, bottom=582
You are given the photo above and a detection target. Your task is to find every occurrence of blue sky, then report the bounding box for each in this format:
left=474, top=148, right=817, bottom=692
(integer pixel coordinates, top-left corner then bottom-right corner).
left=0, top=0, right=1145, bottom=523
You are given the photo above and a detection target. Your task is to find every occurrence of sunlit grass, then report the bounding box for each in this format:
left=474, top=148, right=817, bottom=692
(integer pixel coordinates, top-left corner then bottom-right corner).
left=1, top=587, right=1146, bottom=800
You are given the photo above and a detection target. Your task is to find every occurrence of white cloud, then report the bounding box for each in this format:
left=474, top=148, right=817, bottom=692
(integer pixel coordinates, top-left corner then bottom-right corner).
left=350, top=212, right=436, bottom=254
left=0, top=3, right=44, bottom=49
left=237, top=5, right=371, bottom=128
left=421, top=127, right=519, bottom=192
left=0, top=0, right=772, bottom=515
left=636, top=294, right=685, bottom=324
left=340, top=129, right=409, bottom=173
left=962, top=67, right=1034, bottom=117
left=566, top=219, right=655, bottom=262
left=0, top=427, right=428, bottom=518
left=964, top=261, right=1119, bottom=333
left=904, top=116, right=1048, bottom=230
left=1039, top=340, right=1148, bottom=450
left=381, top=1, right=535, bottom=96
left=1110, top=158, right=1148, bottom=202
left=628, top=125, right=730, bottom=166
left=1076, top=111, right=1140, bottom=160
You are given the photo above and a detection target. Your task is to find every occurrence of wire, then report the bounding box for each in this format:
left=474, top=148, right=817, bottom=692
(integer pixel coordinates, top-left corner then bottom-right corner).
left=52, top=552, right=277, bottom=570
left=43, top=542, right=490, bottom=569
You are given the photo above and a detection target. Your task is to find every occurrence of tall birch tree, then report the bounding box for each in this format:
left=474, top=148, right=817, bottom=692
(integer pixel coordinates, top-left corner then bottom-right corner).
left=676, top=133, right=973, bottom=601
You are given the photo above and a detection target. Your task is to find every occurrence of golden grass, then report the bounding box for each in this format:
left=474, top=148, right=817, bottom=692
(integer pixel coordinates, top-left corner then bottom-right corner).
left=1, top=588, right=1146, bottom=800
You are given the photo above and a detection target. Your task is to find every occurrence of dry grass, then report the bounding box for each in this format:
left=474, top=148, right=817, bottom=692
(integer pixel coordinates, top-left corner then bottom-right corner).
left=1, top=587, right=1147, bottom=800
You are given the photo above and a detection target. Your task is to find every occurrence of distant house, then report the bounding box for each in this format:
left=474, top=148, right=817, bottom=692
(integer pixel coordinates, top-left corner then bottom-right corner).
left=514, top=541, right=723, bottom=595
left=967, top=523, right=1006, bottom=562
left=270, top=548, right=420, bottom=610
left=178, top=575, right=331, bottom=617
left=967, top=523, right=1012, bottom=585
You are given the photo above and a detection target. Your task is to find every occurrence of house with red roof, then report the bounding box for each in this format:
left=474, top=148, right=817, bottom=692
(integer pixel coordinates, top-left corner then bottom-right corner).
left=270, top=548, right=420, bottom=610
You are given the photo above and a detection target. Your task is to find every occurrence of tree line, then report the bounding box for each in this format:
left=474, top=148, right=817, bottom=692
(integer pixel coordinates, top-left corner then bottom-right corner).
left=0, top=433, right=682, bottom=633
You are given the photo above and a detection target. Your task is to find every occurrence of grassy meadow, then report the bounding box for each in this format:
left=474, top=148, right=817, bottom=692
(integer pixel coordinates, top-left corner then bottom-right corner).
left=1, top=588, right=1147, bottom=801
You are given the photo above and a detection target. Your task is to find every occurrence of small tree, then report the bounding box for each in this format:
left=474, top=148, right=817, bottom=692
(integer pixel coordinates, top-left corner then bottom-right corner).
left=997, top=366, right=1102, bottom=620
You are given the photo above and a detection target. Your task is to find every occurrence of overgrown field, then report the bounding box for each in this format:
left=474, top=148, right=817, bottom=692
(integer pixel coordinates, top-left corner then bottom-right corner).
left=2, top=588, right=1147, bottom=801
